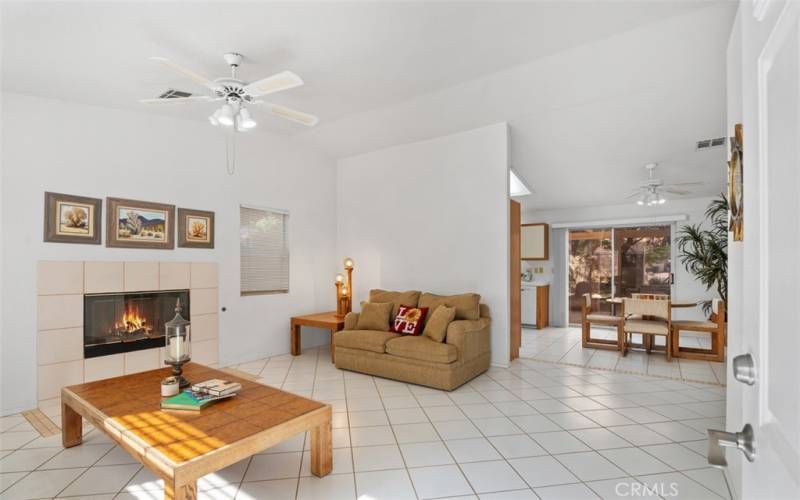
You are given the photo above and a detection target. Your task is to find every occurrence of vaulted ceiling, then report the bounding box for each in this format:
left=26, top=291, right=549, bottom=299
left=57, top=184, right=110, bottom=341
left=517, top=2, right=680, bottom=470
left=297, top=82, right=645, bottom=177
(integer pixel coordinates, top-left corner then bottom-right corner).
left=1, top=1, right=736, bottom=209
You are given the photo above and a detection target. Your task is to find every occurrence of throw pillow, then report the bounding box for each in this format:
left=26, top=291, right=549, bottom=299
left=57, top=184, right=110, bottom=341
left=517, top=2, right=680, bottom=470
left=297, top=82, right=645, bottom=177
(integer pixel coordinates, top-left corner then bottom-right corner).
left=423, top=305, right=456, bottom=343
left=391, top=305, right=429, bottom=335
left=369, top=289, right=422, bottom=318
left=418, top=292, right=481, bottom=323
left=355, top=301, right=394, bottom=331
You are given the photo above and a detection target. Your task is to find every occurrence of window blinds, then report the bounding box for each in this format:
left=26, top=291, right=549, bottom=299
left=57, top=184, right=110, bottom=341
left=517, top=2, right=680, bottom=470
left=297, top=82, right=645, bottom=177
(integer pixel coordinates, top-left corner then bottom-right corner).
left=240, top=205, right=289, bottom=295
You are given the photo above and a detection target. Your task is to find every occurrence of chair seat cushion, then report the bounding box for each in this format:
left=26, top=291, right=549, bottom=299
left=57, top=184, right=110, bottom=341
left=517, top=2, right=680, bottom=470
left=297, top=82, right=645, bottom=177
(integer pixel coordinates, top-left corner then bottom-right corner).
left=386, top=335, right=458, bottom=364
left=334, top=330, right=401, bottom=354
left=672, top=320, right=718, bottom=330
left=624, top=319, right=669, bottom=335
left=586, top=313, right=621, bottom=323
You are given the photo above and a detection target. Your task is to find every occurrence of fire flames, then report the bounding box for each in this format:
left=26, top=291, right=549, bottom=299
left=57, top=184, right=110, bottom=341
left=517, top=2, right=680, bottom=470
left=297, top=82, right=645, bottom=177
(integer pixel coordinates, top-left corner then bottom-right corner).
left=114, top=303, right=152, bottom=335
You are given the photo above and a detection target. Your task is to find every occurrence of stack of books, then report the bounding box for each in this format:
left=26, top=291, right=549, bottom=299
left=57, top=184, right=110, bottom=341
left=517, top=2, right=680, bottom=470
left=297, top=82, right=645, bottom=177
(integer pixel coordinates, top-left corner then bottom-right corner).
left=160, top=379, right=242, bottom=411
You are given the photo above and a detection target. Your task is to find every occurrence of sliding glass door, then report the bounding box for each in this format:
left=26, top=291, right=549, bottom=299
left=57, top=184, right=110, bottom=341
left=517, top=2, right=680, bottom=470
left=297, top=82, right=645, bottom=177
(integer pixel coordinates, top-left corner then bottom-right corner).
left=568, top=225, right=671, bottom=324
left=568, top=229, right=613, bottom=324
left=614, top=225, right=672, bottom=298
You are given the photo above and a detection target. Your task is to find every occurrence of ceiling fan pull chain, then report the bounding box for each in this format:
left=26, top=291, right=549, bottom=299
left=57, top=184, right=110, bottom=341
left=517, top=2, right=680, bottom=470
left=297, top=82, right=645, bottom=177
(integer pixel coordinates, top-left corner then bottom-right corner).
left=226, top=129, right=237, bottom=175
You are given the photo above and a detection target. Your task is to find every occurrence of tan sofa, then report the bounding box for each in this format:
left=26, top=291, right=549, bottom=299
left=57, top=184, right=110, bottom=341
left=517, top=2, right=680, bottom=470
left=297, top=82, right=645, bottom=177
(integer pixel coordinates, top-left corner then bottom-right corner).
left=333, top=290, right=491, bottom=390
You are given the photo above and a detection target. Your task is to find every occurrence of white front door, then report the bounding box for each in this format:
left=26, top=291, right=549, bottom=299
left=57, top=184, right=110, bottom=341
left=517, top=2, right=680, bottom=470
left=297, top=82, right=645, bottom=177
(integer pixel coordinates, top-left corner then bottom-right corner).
left=733, top=1, right=800, bottom=497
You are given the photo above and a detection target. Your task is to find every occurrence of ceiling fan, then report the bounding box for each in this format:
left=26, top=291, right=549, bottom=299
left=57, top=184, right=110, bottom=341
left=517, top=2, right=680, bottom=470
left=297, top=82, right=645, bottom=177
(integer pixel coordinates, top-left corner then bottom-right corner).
left=140, top=52, right=319, bottom=130
left=625, top=163, right=703, bottom=206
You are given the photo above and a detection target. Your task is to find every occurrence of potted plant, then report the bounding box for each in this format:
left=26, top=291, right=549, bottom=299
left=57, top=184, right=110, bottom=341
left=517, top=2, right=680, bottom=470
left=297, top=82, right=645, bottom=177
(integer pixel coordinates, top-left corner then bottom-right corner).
left=675, top=194, right=728, bottom=316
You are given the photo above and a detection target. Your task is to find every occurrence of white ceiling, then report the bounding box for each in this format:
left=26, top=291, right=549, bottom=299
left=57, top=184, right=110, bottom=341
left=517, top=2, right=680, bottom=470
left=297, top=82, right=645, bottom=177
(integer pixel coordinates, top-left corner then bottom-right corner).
left=1, top=1, right=736, bottom=209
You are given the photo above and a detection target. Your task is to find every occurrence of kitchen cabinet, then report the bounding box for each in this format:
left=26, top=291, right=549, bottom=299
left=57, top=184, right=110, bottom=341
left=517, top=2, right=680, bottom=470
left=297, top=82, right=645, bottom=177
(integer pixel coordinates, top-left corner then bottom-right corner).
left=521, top=223, right=549, bottom=260
left=521, top=284, right=549, bottom=329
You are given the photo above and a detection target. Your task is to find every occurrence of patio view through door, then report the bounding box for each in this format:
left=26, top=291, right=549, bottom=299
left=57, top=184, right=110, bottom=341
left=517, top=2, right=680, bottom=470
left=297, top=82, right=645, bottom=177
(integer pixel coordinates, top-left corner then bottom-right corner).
left=568, top=225, right=671, bottom=324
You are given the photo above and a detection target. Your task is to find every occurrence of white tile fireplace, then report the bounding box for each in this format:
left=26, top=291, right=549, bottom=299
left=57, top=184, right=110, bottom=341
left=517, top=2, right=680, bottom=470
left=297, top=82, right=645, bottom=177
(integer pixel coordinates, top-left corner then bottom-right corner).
left=36, top=261, right=219, bottom=407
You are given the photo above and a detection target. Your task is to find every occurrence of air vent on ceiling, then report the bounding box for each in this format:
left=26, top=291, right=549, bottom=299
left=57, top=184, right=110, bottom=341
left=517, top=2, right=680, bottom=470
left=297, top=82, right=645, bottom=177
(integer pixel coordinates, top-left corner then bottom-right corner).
left=158, top=88, right=193, bottom=99
left=696, top=137, right=726, bottom=150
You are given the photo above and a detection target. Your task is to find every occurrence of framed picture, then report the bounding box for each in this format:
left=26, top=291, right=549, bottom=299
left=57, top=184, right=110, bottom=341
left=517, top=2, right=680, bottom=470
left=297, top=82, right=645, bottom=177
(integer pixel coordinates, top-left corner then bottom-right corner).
left=728, top=123, right=743, bottom=241
left=43, top=192, right=102, bottom=244
left=177, top=208, right=215, bottom=249
left=106, top=197, right=175, bottom=249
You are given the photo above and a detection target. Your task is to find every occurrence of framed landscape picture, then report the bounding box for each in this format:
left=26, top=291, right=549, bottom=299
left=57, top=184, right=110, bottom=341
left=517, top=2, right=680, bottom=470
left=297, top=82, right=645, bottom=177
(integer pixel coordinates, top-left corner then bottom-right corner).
left=43, top=192, right=102, bottom=244
left=177, top=208, right=215, bottom=249
left=106, top=197, right=175, bottom=249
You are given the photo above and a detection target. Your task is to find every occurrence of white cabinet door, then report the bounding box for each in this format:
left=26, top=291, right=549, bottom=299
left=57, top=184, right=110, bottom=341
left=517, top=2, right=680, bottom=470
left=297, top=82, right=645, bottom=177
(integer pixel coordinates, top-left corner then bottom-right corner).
left=521, top=224, right=548, bottom=260
left=521, top=287, right=537, bottom=325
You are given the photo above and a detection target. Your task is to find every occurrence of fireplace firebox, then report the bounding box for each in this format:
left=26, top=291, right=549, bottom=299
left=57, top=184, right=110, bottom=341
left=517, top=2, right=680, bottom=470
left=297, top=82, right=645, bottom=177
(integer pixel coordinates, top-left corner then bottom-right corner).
left=83, top=289, right=190, bottom=359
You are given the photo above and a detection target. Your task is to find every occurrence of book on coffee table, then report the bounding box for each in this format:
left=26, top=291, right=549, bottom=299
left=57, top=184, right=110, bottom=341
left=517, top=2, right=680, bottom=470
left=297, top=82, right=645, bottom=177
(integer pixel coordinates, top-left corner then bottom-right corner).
left=160, top=390, right=235, bottom=411
left=191, top=379, right=242, bottom=397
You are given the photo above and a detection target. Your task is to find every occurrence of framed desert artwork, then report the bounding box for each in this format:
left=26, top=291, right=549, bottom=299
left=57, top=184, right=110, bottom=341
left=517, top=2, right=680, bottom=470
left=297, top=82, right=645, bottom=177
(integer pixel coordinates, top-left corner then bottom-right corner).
left=106, top=197, right=175, bottom=249
left=177, top=208, right=215, bottom=249
left=43, top=192, right=102, bottom=244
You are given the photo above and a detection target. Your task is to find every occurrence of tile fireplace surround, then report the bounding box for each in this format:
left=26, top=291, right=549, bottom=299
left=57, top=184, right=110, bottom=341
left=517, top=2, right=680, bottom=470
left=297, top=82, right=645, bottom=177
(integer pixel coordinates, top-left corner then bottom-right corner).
left=36, top=261, right=219, bottom=408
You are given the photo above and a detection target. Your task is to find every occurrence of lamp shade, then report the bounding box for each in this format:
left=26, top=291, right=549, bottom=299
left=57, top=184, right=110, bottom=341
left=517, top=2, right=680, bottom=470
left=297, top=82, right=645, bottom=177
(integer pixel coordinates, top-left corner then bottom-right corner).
left=239, top=107, right=257, bottom=129
left=218, top=104, right=235, bottom=127
left=344, top=257, right=354, bottom=269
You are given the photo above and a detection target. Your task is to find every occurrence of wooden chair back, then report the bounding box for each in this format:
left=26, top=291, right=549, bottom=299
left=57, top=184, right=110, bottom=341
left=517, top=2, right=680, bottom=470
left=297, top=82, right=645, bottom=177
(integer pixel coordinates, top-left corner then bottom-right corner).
left=623, top=298, right=670, bottom=321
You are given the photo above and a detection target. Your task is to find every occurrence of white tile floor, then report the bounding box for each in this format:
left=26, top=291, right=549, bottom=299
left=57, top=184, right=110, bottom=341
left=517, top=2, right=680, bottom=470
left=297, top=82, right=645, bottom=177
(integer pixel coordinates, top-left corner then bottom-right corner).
left=0, top=346, right=730, bottom=499
left=519, top=326, right=727, bottom=385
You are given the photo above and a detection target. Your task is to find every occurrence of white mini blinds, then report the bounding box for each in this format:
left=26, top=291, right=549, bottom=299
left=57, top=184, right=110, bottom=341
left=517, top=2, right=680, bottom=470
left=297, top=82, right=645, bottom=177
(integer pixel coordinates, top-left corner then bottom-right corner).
left=240, top=205, right=289, bottom=295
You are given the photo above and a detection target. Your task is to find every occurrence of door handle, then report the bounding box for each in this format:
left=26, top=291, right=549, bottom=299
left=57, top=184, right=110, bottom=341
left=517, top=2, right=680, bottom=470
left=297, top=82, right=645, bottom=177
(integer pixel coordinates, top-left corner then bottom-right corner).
left=707, top=423, right=756, bottom=468
left=732, top=353, right=756, bottom=385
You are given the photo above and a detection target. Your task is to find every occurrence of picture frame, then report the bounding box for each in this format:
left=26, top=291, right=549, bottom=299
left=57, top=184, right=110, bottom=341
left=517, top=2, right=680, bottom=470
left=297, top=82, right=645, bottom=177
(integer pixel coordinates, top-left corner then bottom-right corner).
left=728, top=123, right=743, bottom=241
left=177, top=208, right=215, bottom=249
left=106, top=197, right=175, bottom=249
left=43, top=192, right=102, bottom=244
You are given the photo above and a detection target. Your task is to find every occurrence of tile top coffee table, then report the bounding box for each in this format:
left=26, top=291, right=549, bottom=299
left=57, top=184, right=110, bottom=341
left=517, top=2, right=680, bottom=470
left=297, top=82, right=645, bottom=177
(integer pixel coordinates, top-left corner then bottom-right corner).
left=61, top=362, right=332, bottom=500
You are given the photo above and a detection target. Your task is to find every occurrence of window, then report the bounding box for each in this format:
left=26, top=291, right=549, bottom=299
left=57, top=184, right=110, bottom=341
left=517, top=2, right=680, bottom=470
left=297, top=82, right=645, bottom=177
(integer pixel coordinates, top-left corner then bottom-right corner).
left=240, top=205, right=289, bottom=295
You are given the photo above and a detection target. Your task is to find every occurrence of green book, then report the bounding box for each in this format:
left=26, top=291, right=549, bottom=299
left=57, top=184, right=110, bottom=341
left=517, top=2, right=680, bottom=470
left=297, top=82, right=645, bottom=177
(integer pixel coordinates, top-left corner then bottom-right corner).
left=160, top=390, right=232, bottom=411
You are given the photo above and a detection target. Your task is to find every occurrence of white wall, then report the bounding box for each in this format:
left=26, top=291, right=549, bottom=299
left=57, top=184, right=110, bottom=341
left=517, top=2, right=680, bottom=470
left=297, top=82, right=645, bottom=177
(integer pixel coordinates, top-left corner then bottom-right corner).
left=523, top=196, right=724, bottom=322
left=0, top=93, right=337, bottom=414
left=337, top=123, right=510, bottom=366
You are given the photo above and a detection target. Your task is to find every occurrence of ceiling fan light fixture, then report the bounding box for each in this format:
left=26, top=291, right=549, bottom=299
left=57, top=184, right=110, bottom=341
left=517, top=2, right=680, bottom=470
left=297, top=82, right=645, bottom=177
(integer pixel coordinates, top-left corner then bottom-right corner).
left=217, top=104, right=235, bottom=127
left=208, top=108, right=222, bottom=126
left=238, top=107, right=257, bottom=130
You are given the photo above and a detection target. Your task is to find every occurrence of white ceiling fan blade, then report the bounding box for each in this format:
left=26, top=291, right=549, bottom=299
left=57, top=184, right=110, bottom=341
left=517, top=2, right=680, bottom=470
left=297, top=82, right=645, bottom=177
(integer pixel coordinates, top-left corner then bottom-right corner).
left=255, top=101, right=319, bottom=126
left=662, top=187, right=692, bottom=195
left=139, top=96, right=216, bottom=105
left=149, top=57, right=216, bottom=89
left=662, top=181, right=705, bottom=188
left=244, top=71, right=304, bottom=97
left=625, top=189, right=644, bottom=199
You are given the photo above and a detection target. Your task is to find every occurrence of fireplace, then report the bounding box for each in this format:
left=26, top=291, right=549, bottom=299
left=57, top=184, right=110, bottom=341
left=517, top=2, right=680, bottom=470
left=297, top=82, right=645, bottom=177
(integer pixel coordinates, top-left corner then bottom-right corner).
left=83, top=289, right=190, bottom=358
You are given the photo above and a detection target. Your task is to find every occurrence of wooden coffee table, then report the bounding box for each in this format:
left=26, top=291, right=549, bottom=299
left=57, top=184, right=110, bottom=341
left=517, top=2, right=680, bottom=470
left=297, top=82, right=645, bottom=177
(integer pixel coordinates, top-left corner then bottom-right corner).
left=61, top=363, right=332, bottom=500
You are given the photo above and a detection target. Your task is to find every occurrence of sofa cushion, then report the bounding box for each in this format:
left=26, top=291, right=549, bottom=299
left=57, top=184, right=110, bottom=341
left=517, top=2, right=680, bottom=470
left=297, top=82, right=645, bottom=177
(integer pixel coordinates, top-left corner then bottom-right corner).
left=369, top=289, right=421, bottom=318
left=624, top=319, right=669, bottom=335
left=335, top=330, right=401, bottom=353
left=424, top=305, right=456, bottom=342
left=390, top=305, right=428, bottom=335
left=419, top=292, right=481, bottom=321
left=386, top=335, right=458, bottom=364
left=356, top=301, right=393, bottom=331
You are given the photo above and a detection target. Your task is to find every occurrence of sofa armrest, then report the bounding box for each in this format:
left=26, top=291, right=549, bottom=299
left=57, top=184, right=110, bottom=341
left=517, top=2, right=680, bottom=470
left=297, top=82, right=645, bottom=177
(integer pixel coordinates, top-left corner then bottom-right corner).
left=446, top=318, right=490, bottom=361
left=344, top=312, right=360, bottom=331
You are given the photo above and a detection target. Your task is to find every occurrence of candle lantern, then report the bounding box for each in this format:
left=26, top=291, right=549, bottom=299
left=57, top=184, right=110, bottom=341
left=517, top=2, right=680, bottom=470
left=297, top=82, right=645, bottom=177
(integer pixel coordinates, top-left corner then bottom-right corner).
left=164, top=298, right=191, bottom=388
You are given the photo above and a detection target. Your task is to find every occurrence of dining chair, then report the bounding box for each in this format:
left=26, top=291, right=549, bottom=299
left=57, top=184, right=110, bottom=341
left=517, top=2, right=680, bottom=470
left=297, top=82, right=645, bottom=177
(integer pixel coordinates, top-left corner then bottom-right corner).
left=622, top=297, right=672, bottom=360
left=631, top=293, right=670, bottom=300
left=670, top=298, right=725, bottom=362
left=581, top=293, right=623, bottom=351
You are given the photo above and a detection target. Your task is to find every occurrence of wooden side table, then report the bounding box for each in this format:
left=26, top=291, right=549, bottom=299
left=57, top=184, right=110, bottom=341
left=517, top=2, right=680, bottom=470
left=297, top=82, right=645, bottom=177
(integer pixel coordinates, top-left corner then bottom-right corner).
left=291, top=311, right=346, bottom=363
